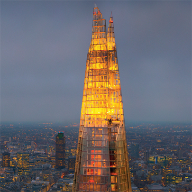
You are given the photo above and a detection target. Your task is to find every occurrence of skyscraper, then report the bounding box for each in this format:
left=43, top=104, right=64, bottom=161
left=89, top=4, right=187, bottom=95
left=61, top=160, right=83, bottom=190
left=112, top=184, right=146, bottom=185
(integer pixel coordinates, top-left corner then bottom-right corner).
left=144, top=151, right=149, bottom=163
left=2, top=152, right=10, bottom=167
left=56, top=132, right=65, bottom=169
left=130, top=143, right=139, bottom=159
left=17, top=152, right=29, bottom=175
left=73, top=6, right=132, bottom=192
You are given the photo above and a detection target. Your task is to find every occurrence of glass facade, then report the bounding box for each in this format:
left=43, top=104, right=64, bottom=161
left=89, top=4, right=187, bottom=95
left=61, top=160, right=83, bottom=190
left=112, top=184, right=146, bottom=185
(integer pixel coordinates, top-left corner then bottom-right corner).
left=17, top=152, right=29, bottom=175
left=73, top=6, right=132, bottom=192
left=2, top=152, right=10, bottom=167
left=56, top=132, right=65, bottom=169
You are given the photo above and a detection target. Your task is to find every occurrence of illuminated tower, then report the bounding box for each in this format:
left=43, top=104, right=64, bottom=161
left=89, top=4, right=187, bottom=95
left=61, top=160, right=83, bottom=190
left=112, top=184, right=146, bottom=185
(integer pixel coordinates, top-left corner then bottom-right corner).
left=17, top=152, right=29, bottom=175
left=56, top=132, right=65, bottom=169
left=73, top=6, right=132, bottom=192
left=2, top=152, right=10, bottom=167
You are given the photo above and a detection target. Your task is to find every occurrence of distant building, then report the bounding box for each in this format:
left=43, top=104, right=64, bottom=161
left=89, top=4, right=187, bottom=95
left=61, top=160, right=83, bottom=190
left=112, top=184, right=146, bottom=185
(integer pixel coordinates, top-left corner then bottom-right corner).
left=17, top=152, right=29, bottom=175
left=144, top=151, right=149, bottom=162
left=131, top=143, right=140, bottom=159
left=165, top=173, right=182, bottom=185
left=2, top=152, right=10, bottom=167
left=56, top=132, right=65, bottom=169
left=143, top=183, right=170, bottom=192
left=65, top=158, right=69, bottom=169
left=177, top=148, right=183, bottom=159
left=149, top=155, right=171, bottom=168
left=68, top=156, right=76, bottom=173
left=70, top=148, right=77, bottom=156
left=131, top=183, right=141, bottom=192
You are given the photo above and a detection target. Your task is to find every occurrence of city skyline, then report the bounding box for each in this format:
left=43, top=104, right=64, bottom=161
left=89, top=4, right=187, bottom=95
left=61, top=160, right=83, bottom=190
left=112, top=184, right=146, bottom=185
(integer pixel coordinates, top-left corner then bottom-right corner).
left=1, top=1, right=191, bottom=123
left=0, top=122, right=191, bottom=191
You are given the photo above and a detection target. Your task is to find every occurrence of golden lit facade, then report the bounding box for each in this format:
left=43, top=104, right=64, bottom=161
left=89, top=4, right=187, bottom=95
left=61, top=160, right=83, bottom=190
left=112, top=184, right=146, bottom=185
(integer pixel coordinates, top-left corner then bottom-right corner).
left=73, top=6, right=132, bottom=192
left=2, top=152, right=10, bottom=167
left=17, top=152, right=29, bottom=175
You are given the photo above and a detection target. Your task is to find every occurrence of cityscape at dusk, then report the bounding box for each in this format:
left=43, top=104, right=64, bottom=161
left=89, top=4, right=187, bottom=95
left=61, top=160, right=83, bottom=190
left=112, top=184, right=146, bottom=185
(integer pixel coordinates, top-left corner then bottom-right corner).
left=0, top=122, right=191, bottom=191
left=1, top=1, right=191, bottom=192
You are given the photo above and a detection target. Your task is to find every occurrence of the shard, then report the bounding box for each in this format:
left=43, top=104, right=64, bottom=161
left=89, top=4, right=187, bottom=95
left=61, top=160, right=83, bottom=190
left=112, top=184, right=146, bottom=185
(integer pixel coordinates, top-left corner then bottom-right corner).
left=73, top=6, right=132, bottom=192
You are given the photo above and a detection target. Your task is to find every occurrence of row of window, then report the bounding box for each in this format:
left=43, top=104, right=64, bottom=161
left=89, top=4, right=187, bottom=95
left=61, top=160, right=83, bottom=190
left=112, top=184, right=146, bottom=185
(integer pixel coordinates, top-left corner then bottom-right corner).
left=88, top=69, right=107, bottom=76
left=90, top=44, right=107, bottom=51
left=92, top=26, right=105, bottom=33
left=88, top=50, right=107, bottom=57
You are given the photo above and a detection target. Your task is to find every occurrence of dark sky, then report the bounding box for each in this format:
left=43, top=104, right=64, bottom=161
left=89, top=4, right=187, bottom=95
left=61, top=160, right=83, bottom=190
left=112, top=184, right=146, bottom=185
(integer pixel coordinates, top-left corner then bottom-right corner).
left=1, top=1, right=191, bottom=124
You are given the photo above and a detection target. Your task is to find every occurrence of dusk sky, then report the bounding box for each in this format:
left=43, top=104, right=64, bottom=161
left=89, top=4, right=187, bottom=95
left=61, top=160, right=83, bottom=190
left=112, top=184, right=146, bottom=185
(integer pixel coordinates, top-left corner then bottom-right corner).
left=1, top=1, right=191, bottom=124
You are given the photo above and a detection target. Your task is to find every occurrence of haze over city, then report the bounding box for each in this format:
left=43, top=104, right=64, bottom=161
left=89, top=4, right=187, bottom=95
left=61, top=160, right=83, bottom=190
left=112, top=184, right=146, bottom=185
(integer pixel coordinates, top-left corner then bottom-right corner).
left=1, top=1, right=191, bottom=124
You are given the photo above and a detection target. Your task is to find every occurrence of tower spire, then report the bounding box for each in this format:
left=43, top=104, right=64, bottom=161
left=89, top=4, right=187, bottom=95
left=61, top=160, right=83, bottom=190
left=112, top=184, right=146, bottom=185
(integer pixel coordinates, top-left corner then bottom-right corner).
left=109, top=11, right=113, bottom=23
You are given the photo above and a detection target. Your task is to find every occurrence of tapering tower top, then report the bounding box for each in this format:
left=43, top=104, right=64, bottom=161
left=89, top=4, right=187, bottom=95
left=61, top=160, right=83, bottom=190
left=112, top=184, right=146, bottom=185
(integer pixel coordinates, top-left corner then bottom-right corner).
left=109, top=11, right=113, bottom=23
left=93, top=6, right=102, bottom=19
left=108, top=11, right=114, bottom=29
left=107, top=12, right=115, bottom=50
left=91, top=6, right=106, bottom=49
